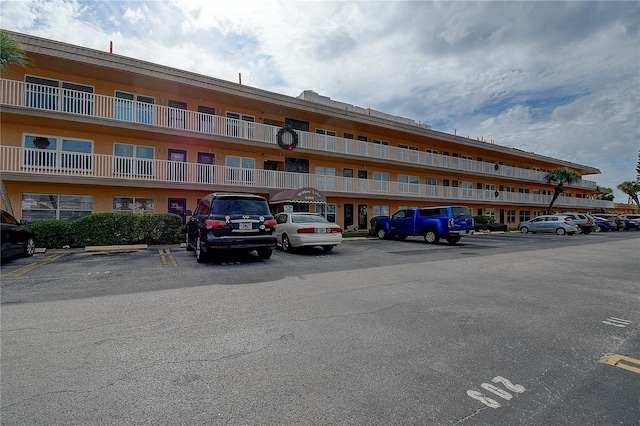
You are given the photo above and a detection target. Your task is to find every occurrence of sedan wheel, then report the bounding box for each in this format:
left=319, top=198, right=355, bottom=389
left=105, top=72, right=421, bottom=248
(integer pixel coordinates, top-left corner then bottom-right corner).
left=322, top=245, right=334, bottom=252
left=520, top=226, right=529, bottom=234
left=24, top=237, right=35, bottom=257
left=282, top=234, right=292, bottom=252
left=556, top=228, right=566, bottom=235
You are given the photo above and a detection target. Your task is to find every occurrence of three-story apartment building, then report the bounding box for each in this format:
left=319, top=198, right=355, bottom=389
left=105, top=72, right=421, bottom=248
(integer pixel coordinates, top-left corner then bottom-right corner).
left=0, top=31, right=612, bottom=229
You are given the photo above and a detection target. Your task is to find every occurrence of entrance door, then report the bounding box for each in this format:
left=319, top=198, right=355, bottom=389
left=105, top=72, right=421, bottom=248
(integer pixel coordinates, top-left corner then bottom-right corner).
left=358, top=204, right=368, bottom=230
left=168, top=149, right=186, bottom=182
left=344, top=204, right=354, bottom=229
left=168, top=198, right=187, bottom=224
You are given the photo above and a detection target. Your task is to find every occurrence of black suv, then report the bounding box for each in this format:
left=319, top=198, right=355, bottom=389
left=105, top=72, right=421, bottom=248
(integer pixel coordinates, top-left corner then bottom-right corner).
left=185, top=193, right=277, bottom=262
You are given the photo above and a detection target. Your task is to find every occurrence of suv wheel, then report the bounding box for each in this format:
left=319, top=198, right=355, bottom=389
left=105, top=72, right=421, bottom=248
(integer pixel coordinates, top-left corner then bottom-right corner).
left=195, top=236, right=208, bottom=263
left=257, top=248, right=273, bottom=259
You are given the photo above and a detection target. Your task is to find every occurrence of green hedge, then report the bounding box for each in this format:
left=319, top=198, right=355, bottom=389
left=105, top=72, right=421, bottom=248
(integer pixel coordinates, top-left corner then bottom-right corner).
left=28, top=213, right=184, bottom=248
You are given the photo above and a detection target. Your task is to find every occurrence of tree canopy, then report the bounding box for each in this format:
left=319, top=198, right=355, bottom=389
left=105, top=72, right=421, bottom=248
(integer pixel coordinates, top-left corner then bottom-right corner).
left=544, top=167, right=581, bottom=214
left=617, top=181, right=640, bottom=211
left=0, top=31, right=31, bottom=73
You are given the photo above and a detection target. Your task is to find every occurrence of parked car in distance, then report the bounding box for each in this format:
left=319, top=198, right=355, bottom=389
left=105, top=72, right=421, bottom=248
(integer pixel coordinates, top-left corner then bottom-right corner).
left=593, top=216, right=614, bottom=232
left=185, top=193, right=277, bottom=263
left=275, top=212, right=342, bottom=252
left=619, top=214, right=640, bottom=230
left=1, top=209, right=36, bottom=260
left=560, top=212, right=597, bottom=234
left=519, top=215, right=578, bottom=235
left=592, top=213, right=624, bottom=231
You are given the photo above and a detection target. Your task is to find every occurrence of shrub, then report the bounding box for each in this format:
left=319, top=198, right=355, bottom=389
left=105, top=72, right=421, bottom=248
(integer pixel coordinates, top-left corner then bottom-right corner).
left=474, top=215, right=496, bottom=225
left=27, top=219, right=74, bottom=249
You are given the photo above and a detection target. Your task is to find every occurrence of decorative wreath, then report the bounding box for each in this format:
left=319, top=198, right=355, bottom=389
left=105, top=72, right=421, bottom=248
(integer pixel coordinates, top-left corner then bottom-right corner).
left=277, top=127, right=298, bottom=151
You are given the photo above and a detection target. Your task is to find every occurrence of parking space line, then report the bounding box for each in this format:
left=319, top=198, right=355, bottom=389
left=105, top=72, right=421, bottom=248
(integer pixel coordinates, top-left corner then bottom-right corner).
left=158, top=248, right=178, bottom=267
left=2, top=253, right=67, bottom=277
left=599, top=353, right=640, bottom=374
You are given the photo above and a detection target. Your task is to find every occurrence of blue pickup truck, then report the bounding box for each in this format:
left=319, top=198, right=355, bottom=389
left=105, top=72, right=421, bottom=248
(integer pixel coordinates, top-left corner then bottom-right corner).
left=374, top=205, right=474, bottom=245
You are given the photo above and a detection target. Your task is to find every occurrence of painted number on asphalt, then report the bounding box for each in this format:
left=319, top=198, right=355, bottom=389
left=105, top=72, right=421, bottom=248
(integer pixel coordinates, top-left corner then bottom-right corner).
left=466, top=376, right=526, bottom=409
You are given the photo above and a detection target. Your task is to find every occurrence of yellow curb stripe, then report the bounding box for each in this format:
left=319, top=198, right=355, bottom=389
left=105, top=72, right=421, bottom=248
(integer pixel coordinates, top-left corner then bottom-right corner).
left=599, top=353, right=640, bottom=374
left=2, top=253, right=67, bottom=278
left=158, top=248, right=177, bottom=267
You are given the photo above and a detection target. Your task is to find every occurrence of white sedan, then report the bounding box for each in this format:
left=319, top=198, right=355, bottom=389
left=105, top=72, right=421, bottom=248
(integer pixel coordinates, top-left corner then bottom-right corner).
left=274, top=212, right=342, bottom=252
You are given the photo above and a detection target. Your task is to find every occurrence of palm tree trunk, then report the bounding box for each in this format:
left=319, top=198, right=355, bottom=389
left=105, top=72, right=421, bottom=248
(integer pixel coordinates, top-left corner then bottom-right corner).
left=547, top=184, right=564, bottom=214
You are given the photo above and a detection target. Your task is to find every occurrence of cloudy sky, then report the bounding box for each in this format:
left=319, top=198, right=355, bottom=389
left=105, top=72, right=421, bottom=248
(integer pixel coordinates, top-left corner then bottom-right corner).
left=1, top=0, right=638, bottom=201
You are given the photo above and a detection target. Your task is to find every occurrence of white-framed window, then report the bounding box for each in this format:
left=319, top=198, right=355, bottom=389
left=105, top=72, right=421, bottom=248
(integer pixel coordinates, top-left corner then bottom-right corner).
left=226, top=155, right=255, bottom=184
left=425, top=148, right=439, bottom=154
left=461, top=154, right=473, bottom=160
left=114, top=91, right=155, bottom=124
left=507, top=210, right=516, bottom=223
left=426, top=177, right=438, bottom=186
left=485, top=184, right=496, bottom=191
left=113, top=196, right=155, bottom=213
left=25, top=76, right=94, bottom=115
left=315, top=203, right=337, bottom=223
left=226, top=112, right=255, bottom=139
left=398, top=174, right=419, bottom=193
left=315, top=166, right=337, bottom=190
left=372, top=205, right=390, bottom=217
left=113, top=143, right=155, bottom=177
left=485, top=208, right=496, bottom=219
left=373, top=171, right=390, bottom=192
left=519, top=210, right=531, bottom=222
left=315, top=129, right=337, bottom=152
left=398, top=144, right=419, bottom=162
left=398, top=144, right=419, bottom=151
left=462, top=181, right=473, bottom=197
left=21, top=193, right=92, bottom=222
left=23, top=134, right=93, bottom=172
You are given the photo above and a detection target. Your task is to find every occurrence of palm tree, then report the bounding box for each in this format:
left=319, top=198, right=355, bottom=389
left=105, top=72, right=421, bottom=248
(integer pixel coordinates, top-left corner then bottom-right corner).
left=0, top=31, right=31, bottom=73
left=1, top=31, right=31, bottom=216
left=544, top=167, right=581, bottom=214
left=617, top=181, right=640, bottom=211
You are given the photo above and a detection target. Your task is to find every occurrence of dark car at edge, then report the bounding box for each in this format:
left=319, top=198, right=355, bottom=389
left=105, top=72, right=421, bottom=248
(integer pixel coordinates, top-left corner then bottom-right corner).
left=1, top=209, right=36, bottom=261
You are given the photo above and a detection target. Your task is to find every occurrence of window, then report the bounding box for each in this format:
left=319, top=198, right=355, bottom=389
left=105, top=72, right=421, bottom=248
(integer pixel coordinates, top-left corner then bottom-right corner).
left=485, top=208, right=496, bottom=219
left=398, top=144, right=419, bottom=162
left=462, top=181, right=473, bottom=197
left=398, top=144, right=419, bottom=150
left=461, top=155, right=472, bottom=160
left=425, top=149, right=439, bottom=154
left=373, top=172, right=390, bottom=192
left=315, top=166, right=337, bottom=190
left=226, top=155, right=255, bottom=184
left=23, top=134, right=93, bottom=172
left=226, top=112, right=255, bottom=139
left=25, top=76, right=94, bottom=115
left=506, top=186, right=515, bottom=192
left=113, top=197, right=155, bottom=213
left=507, top=210, right=516, bottom=223
left=372, top=139, right=389, bottom=158
left=315, top=203, right=336, bottom=223
left=398, top=175, right=419, bottom=193
left=168, top=100, right=187, bottom=129
left=343, top=133, right=354, bottom=139
left=485, top=184, right=496, bottom=191
left=21, top=193, right=92, bottom=221
left=373, top=205, right=390, bottom=217
left=426, top=177, right=438, bottom=186
left=113, top=143, right=154, bottom=177
left=443, top=179, right=450, bottom=187
left=519, top=210, right=531, bottom=222
left=115, top=91, right=155, bottom=124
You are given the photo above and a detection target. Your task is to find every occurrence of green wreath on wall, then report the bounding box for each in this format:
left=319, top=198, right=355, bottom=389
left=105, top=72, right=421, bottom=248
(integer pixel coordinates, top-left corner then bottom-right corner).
left=277, top=127, right=298, bottom=151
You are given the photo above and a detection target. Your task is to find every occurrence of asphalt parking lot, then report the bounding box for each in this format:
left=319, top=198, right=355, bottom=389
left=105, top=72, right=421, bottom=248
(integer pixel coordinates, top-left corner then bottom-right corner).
left=1, top=231, right=639, bottom=424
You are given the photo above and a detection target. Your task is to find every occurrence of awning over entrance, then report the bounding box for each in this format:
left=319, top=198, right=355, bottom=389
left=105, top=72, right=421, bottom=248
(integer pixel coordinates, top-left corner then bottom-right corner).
left=269, top=187, right=326, bottom=204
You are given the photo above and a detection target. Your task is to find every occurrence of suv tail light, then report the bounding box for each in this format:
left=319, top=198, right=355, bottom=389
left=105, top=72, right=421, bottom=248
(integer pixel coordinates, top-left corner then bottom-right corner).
left=448, top=218, right=454, bottom=227
left=204, top=219, right=228, bottom=229
left=264, top=219, right=276, bottom=228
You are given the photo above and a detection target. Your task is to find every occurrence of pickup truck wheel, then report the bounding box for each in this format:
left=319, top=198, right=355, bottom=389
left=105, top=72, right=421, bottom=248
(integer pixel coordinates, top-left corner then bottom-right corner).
left=377, top=228, right=388, bottom=240
left=446, top=236, right=461, bottom=245
left=424, top=229, right=440, bottom=244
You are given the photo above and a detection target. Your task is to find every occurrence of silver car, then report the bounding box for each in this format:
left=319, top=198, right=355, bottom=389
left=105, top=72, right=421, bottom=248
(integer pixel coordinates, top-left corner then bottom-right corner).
left=519, top=215, right=578, bottom=235
left=275, top=212, right=342, bottom=252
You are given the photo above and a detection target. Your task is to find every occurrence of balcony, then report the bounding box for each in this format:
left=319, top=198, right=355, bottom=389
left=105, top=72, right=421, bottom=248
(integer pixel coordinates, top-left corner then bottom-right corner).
left=1, top=78, right=598, bottom=190
left=0, top=145, right=613, bottom=209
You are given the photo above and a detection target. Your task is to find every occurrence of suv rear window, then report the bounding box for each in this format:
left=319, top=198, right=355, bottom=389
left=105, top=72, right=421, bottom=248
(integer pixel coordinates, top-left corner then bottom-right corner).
left=211, top=198, right=270, bottom=215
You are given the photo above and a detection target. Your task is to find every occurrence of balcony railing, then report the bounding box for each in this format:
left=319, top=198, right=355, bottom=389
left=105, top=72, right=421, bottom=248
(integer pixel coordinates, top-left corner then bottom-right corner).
left=1, top=78, right=600, bottom=191
left=0, top=145, right=613, bottom=209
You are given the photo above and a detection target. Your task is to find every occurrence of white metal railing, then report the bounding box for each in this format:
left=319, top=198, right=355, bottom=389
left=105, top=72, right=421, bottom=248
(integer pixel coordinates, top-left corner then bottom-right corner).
left=1, top=78, right=598, bottom=190
left=0, top=145, right=613, bottom=209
